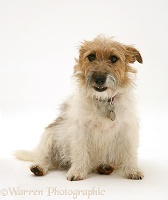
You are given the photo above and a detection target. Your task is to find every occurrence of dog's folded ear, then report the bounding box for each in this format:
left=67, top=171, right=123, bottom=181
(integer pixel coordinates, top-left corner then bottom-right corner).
left=125, top=46, right=143, bottom=64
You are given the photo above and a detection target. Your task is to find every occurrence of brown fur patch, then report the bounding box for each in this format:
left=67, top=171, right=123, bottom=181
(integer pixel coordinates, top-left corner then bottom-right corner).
left=97, top=164, right=114, bottom=175
left=74, top=36, right=142, bottom=89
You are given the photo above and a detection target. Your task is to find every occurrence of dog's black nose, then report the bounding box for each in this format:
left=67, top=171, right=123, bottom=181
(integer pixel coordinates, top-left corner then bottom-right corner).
left=93, top=74, right=106, bottom=86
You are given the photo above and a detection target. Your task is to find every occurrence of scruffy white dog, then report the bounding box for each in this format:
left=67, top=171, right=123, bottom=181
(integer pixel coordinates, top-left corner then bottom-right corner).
left=14, top=36, right=144, bottom=181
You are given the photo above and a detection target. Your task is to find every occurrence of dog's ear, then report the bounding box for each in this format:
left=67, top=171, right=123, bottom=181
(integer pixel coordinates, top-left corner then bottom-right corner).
left=125, top=46, right=143, bottom=64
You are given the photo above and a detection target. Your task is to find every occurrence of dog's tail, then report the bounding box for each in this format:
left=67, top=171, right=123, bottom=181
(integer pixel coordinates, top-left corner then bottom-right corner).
left=13, top=150, right=34, bottom=162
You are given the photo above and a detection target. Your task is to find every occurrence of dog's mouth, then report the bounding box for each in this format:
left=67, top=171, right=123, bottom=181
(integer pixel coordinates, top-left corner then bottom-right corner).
left=94, top=86, right=107, bottom=92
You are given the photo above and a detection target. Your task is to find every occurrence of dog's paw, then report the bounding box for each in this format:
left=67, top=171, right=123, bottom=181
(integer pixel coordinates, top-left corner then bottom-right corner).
left=66, top=169, right=87, bottom=181
left=124, top=170, right=144, bottom=180
left=97, top=164, right=114, bottom=175
left=30, top=165, right=45, bottom=176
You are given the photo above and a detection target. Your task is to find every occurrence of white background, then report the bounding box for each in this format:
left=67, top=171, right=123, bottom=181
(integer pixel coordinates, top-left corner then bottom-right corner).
left=0, top=0, right=168, bottom=199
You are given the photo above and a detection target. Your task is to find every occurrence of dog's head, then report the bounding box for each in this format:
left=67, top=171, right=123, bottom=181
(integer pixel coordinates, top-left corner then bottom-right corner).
left=74, top=36, right=142, bottom=100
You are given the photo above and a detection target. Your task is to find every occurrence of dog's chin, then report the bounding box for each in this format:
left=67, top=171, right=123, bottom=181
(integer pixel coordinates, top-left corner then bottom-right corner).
left=89, top=87, right=115, bottom=101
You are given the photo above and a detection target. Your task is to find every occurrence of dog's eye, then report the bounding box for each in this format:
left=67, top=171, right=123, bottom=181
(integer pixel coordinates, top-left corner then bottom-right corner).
left=87, top=54, right=96, bottom=62
left=109, top=55, right=118, bottom=63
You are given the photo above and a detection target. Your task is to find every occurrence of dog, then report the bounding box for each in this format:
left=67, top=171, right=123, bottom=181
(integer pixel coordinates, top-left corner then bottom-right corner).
left=14, top=36, right=144, bottom=181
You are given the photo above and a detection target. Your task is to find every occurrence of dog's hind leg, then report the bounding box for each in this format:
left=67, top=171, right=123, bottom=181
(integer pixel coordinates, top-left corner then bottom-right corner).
left=14, top=117, right=63, bottom=176
left=30, top=151, right=53, bottom=176
left=30, top=125, right=60, bottom=176
left=30, top=151, right=54, bottom=176
left=14, top=148, right=53, bottom=176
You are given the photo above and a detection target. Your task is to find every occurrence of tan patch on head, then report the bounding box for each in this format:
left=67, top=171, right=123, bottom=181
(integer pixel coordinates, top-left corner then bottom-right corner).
left=74, top=36, right=142, bottom=90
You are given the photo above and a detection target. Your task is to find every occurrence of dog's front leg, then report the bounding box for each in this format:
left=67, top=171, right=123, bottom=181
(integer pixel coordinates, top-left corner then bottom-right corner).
left=119, top=123, right=144, bottom=180
left=66, top=134, right=91, bottom=181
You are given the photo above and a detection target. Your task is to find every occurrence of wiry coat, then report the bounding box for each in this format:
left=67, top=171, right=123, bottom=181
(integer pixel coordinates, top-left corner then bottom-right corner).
left=14, top=36, right=144, bottom=180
